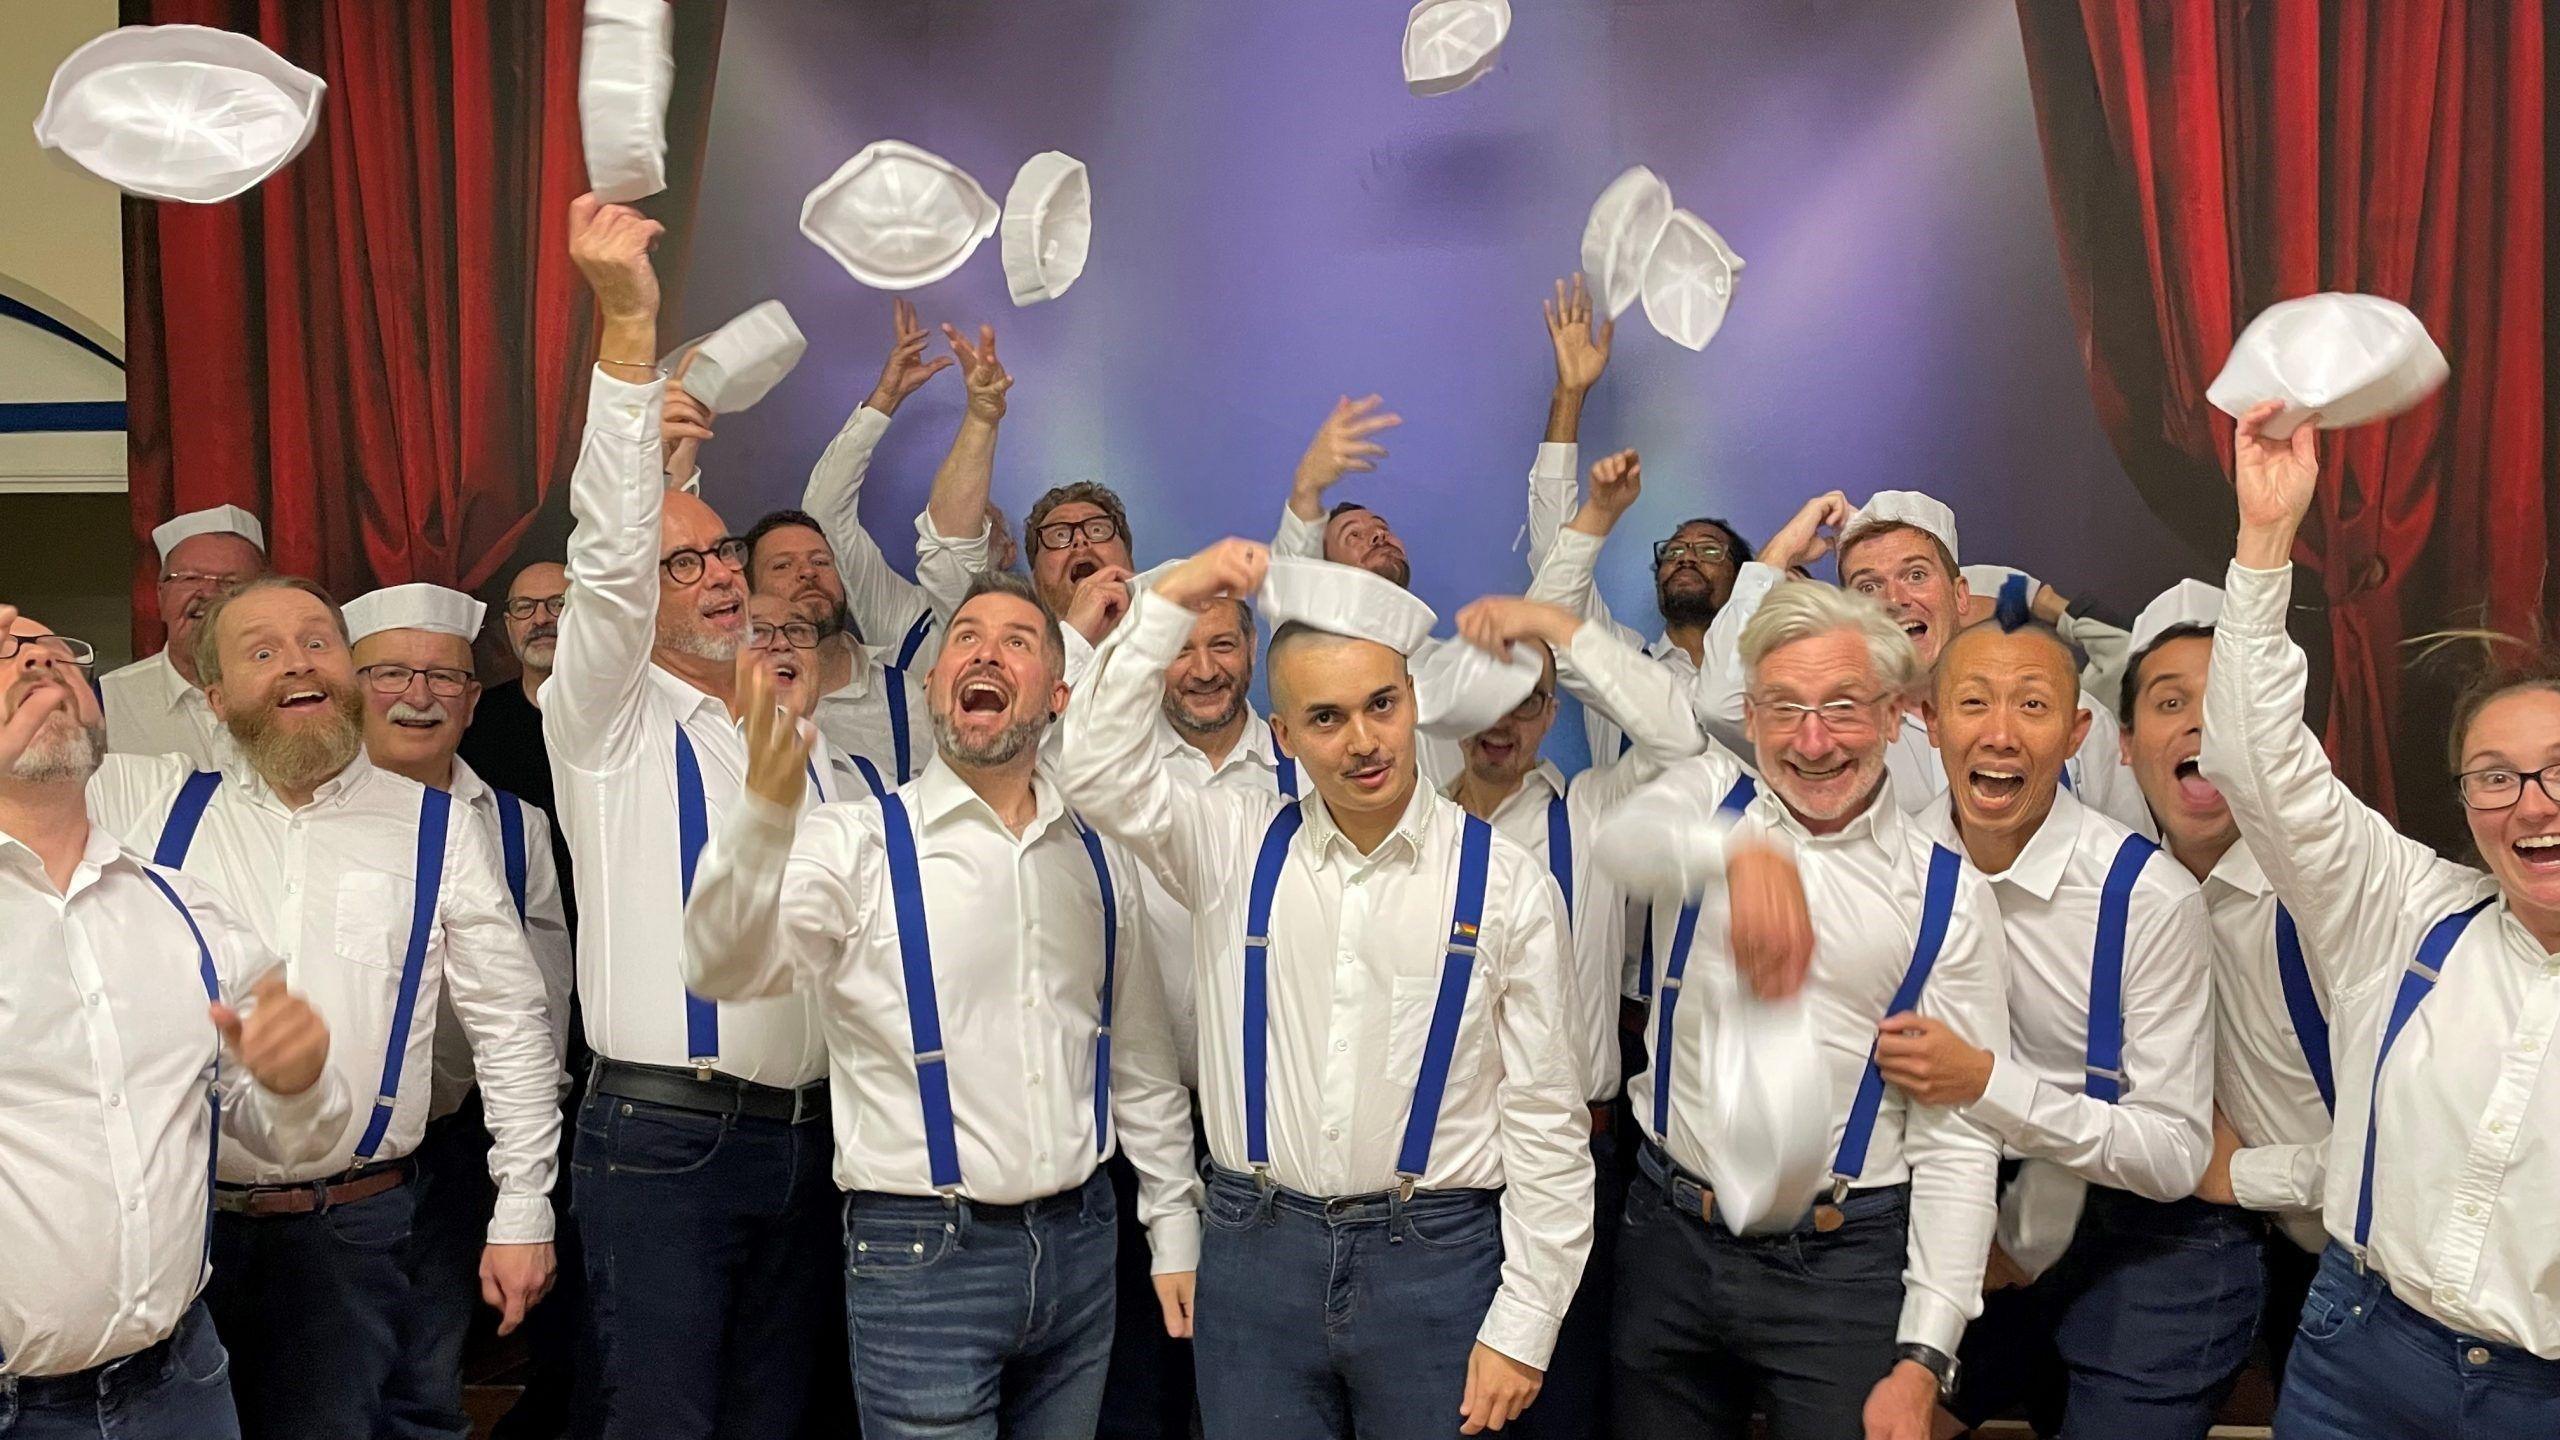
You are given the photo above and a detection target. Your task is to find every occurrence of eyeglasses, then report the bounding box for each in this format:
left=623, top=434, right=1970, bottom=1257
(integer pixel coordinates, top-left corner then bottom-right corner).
left=159, top=570, right=254, bottom=591
left=0, top=632, right=96, bottom=667
left=2456, top=763, right=2560, bottom=812
left=1749, top=693, right=1883, bottom=736
left=357, top=663, right=474, bottom=698
left=661, top=538, right=749, bottom=585
left=1034, top=517, right=1121, bottom=552
left=502, top=594, right=567, bottom=621
left=747, top=620, right=821, bottom=651
left=1654, top=540, right=1731, bottom=567
left=1509, top=690, right=1556, bottom=721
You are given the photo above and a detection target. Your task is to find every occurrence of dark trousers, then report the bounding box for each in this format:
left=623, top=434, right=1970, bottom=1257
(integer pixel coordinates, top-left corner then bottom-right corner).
left=0, top=1303, right=240, bottom=1440
left=2274, top=1243, right=2560, bottom=1439
left=1512, top=1112, right=1623, bottom=1440
left=1193, top=1166, right=1505, bottom=1440
left=1953, top=1187, right=2263, bottom=1439
left=570, top=1089, right=841, bottom=1440
left=1095, top=1151, right=1194, bottom=1440
left=204, top=1177, right=420, bottom=1439
left=1611, top=1141, right=1908, bottom=1440
left=841, top=1169, right=1118, bottom=1440
left=382, top=1104, right=495, bottom=1440
left=2260, top=1232, right=2322, bottom=1395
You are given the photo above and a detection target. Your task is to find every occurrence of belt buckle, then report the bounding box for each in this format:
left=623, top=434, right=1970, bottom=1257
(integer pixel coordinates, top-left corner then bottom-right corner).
left=1693, top=1182, right=1716, bottom=1227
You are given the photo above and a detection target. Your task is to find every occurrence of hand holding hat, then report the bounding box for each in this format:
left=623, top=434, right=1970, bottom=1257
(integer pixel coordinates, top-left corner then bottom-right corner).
left=567, top=192, right=663, bottom=329
left=2232, top=398, right=2320, bottom=570
left=1158, top=540, right=1271, bottom=615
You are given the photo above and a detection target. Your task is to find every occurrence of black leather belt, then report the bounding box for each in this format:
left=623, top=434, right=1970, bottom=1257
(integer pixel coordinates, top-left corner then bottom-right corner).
left=588, top=1057, right=828, bottom=1125
left=5, top=1327, right=183, bottom=1403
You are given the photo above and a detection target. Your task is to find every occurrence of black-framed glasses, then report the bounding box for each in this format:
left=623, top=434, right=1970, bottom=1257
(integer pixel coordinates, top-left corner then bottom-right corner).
left=747, top=619, right=821, bottom=651
left=1654, top=539, right=1731, bottom=567
left=0, top=632, right=96, bottom=667
left=1034, top=517, right=1121, bottom=551
left=357, top=663, right=474, bottom=698
left=661, top=538, right=748, bottom=585
left=2456, top=763, right=2560, bottom=812
left=502, top=594, right=567, bottom=621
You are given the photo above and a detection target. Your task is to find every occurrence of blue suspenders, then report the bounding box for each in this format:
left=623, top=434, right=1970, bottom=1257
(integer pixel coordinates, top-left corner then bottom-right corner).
left=1646, top=774, right=1759, bottom=1135
left=1239, top=805, right=1494, bottom=1192
left=847, top=754, right=890, bottom=801
left=894, top=611, right=935, bottom=671
left=494, top=789, right=529, bottom=923
left=878, top=792, right=1123, bottom=1191
left=154, top=769, right=224, bottom=867
left=2353, top=899, right=2495, bottom=1254
left=139, top=866, right=224, bottom=1278
left=1818, top=845, right=1961, bottom=1214
left=883, top=667, right=913, bottom=783
left=673, top=726, right=719, bottom=1074
left=1273, top=721, right=1299, bottom=799
left=2273, top=903, right=2334, bottom=1113
left=1546, top=793, right=1573, bottom=920
left=2084, top=833, right=2158, bottom=1104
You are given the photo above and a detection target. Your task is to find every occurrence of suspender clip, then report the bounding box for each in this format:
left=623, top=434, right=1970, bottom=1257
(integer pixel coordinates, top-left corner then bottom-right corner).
left=690, top=1058, right=716, bottom=1081
left=1394, top=1172, right=1419, bottom=1205
left=1812, top=1176, right=1849, bottom=1234
left=1251, top=1165, right=1275, bottom=1195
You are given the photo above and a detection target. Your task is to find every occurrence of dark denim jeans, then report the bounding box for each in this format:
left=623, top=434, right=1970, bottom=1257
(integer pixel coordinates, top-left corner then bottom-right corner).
left=1094, top=1150, right=1194, bottom=1440
left=2274, top=1243, right=2560, bottom=1439
left=204, top=1177, right=418, bottom=1440
left=841, top=1167, right=1117, bottom=1440
left=1193, top=1166, right=1506, bottom=1440
left=1954, top=1187, right=2264, bottom=1440
left=0, top=1304, right=240, bottom=1440
left=381, top=1105, right=494, bottom=1440
left=1611, top=1142, right=1908, bottom=1440
left=570, top=1089, right=840, bottom=1440
left=1511, top=1113, right=1623, bottom=1440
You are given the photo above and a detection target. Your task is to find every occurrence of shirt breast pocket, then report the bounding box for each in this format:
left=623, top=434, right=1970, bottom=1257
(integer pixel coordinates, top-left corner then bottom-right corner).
left=1390, top=967, right=1490, bottom=1097
left=333, top=870, right=419, bottom=971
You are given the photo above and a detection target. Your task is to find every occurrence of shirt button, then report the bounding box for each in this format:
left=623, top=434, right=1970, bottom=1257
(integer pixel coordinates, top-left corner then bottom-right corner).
left=85, top=992, right=102, bottom=1008
left=2467, top=1346, right=2492, bottom=1366
left=125, top=1198, right=140, bottom=1213
left=2491, top=1121, right=2510, bottom=1135
left=1027, top=1072, right=1042, bottom=1086
left=2463, top=1202, right=2484, bottom=1218
left=1334, top=1039, right=1348, bottom=1052
left=107, top=1093, right=124, bottom=1109
left=1325, top=1126, right=1341, bottom=1141
left=2439, top=1287, right=2462, bottom=1307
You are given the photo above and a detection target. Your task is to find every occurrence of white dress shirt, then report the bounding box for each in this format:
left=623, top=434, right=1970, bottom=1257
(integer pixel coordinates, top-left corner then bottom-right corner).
left=797, top=402, right=944, bottom=669
left=426, top=758, right=574, bottom=1121
left=1698, top=562, right=2155, bottom=833
left=1266, top=506, right=1466, bottom=788
left=1917, top=789, right=2215, bottom=1203
left=1062, top=588, right=1593, bottom=1368
left=1, top=826, right=353, bottom=1377
left=84, top=752, right=561, bottom=1242
left=2202, top=560, right=2560, bottom=1356
left=682, top=760, right=1200, bottom=1271
left=2193, top=837, right=2332, bottom=1252
left=546, top=369, right=828, bottom=1088
left=1523, top=439, right=1710, bottom=763
left=810, top=645, right=934, bottom=792
left=98, top=651, right=240, bottom=772
left=1603, top=747, right=2010, bottom=1354
left=1143, top=711, right=1287, bottom=1085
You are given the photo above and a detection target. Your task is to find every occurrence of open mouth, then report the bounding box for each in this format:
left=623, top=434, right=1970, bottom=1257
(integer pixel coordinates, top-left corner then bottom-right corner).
left=2173, top=757, right=2223, bottom=808
left=702, top=595, right=743, bottom=625
left=2515, top=835, right=2560, bottom=872
left=1900, top=619, right=1929, bottom=646
left=958, top=677, right=1009, bottom=715
left=770, top=658, right=802, bottom=685
left=1473, top=736, right=1517, bottom=765
left=1068, top=557, right=1102, bottom=585
left=1787, top=755, right=1852, bottom=784
left=277, top=688, right=329, bottom=714
left=1968, top=767, right=2026, bottom=805
left=390, top=715, right=441, bottom=730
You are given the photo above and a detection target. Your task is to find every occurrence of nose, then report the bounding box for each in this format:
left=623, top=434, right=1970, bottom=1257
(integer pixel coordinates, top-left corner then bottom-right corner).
left=2515, top=774, right=2560, bottom=825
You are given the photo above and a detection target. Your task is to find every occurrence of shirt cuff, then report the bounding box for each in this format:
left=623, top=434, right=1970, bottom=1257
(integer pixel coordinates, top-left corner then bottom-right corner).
left=1965, top=1053, right=2040, bottom=1144
left=1475, top=1287, right=1563, bottom=1372
left=585, top=367, right=664, bottom=441
left=2219, top=560, right=2293, bottom=636
left=1146, top=1207, right=1202, bottom=1275
left=845, top=404, right=892, bottom=444
left=1532, top=441, right=1579, bottom=483
left=1548, top=526, right=1605, bottom=570
left=2230, top=1142, right=2324, bottom=1214
left=1274, top=505, right=1325, bottom=559
left=1123, top=589, right=1198, bottom=666
left=1897, top=1286, right=1968, bottom=1355
left=915, top=509, right=994, bottom=553
left=488, top=1193, right=557, bottom=1245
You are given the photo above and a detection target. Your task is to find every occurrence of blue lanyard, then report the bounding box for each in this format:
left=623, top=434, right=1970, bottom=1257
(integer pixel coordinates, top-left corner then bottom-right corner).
left=2353, top=899, right=2495, bottom=1252
left=674, top=726, right=719, bottom=1073
left=1546, top=792, right=1573, bottom=921
left=494, top=790, right=529, bottom=923
left=2273, top=903, right=2334, bottom=1113
left=1646, top=774, right=1758, bottom=1139
left=2084, top=833, right=2159, bottom=1104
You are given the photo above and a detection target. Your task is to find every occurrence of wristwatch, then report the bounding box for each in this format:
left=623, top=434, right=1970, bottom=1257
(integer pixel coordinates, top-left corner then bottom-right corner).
left=1895, top=1343, right=1960, bottom=1401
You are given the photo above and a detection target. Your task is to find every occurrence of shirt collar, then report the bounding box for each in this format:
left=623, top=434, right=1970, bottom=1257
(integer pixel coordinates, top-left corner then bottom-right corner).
left=645, top=662, right=733, bottom=727
left=145, top=651, right=204, bottom=714
left=908, top=752, right=1068, bottom=842
left=1982, top=785, right=2085, bottom=901
left=1300, top=773, right=1437, bottom=871
left=2202, top=836, right=2271, bottom=898
left=0, top=822, right=130, bottom=899
left=1152, top=708, right=1280, bottom=780
left=1762, top=774, right=1904, bottom=849
left=444, top=755, right=493, bottom=809
left=234, top=750, right=375, bottom=810
left=1439, top=759, right=1568, bottom=818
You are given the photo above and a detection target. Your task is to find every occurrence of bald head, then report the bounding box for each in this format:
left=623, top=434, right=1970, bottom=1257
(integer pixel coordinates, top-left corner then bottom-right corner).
left=655, top=491, right=748, bottom=664
left=1931, top=618, right=2077, bottom=704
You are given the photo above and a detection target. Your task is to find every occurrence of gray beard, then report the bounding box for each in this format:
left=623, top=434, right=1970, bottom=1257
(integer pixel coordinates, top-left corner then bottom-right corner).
left=663, top=626, right=740, bottom=662
left=9, top=720, right=105, bottom=783
left=933, top=709, right=1049, bottom=768
left=1163, top=686, right=1246, bottom=737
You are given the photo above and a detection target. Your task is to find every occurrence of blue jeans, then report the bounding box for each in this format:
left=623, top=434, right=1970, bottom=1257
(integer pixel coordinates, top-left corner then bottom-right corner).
left=842, top=1168, right=1117, bottom=1440
left=1953, top=1188, right=2264, bottom=1439
left=1193, top=1166, right=1505, bottom=1440
left=204, top=1177, right=418, bottom=1439
left=1611, top=1141, right=1908, bottom=1440
left=0, top=1304, right=239, bottom=1439
left=2275, top=1243, right=2560, bottom=1439
left=570, top=1090, right=841, bottom=1440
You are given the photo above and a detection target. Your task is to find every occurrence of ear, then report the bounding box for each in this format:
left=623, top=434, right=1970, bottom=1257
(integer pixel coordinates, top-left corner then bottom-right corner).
left=457, top=682, right=484, bottom=730
left=2116, top=723, right=2134, bottom=768
left=2068, top=702, right=2094, bottom=758
left=1048, top=678, right=1071, bottom=721
left=1269, top=714, right=1296, bottom=759
left=1917, top=693, right=1941, bottom=749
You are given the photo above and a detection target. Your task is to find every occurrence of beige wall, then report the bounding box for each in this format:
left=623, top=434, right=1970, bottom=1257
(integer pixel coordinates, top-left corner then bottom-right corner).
left=1, top=0, right=125, bottom=347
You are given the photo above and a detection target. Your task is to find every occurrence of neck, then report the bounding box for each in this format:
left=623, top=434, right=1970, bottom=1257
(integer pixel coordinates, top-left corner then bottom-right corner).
left=1178, top=711, right=1249, bottom=769
left=2165, top=826, right=2238, bottom=883
left=654, top=645, right=740, bottom=715
left=376, top=751, right=456, bottom=793
left=522, top=664, right=551, bottom=706
left=0, top=778, right=94, bottom=892
left=1954, top=795, right=2055, bottom=876
left=1662, top=621, right=1707, bottom=665
left=1450, top=767, right=1528, bottom=822
left=167, top=642, right=201, bottom=687
left=2520, top=906, right=2560, bottom=957
left=1330, top=780, right=1414, bottom=856
left=951, top=755, right=1042, bottom=834
left=818, top=635, right=856, bottom=695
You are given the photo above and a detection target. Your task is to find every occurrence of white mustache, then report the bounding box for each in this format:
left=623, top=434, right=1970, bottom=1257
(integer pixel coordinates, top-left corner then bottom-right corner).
left=387, top=700, right=449, bottom=725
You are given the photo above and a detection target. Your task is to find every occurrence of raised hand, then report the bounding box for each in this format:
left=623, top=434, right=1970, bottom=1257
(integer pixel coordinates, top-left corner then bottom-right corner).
left=1586, top=449, right=1642, bottom=520
left=661, top=350, right=715, bottom=489
left=1456, top=596, right=1577, bottom=661
left=1291, top=395, right=1402, bottom=506
left=870, top=297, right=954, bottom=416
left=1725, top=842, right=1814, bottom=1001
left=1544, top=273, right=1613, bottom=395
left=567, top=193, right=663, bottom=327
left=211, top=971, right=331, bottom=1097
left=1759, top=490, right=1855, bottom=573
left=941, top=323, right=1013, bottom=423
left=1062, top=564, right=1137, bottom=645
left=1158, top=539, right=1271, bottom=613
left=2232, top=398, right=2319, bottom=569
left=736, top=646, right=815, bottom=810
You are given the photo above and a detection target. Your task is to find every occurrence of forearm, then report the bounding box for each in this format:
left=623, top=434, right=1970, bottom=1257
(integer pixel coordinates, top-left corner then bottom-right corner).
left=1967, top=1059, right=2209, bottom=1201
left=220, top=1058, right=354, bottom=1170
left=806, top=404, right=931, bottom=643
left=547, top=370, right=669, bottom=760
left=1693, top=562, right=1781, bottom=731
left=1524, top=441, right=1580, bottom=573
left=925, top=414, right=1000, bottom=539
left=1271, top=501, right=1325, bottom=558
left=1481, top=896, right=1595, bottom=1370
left=1559, top=619, right=1704, bottom=769
left=680, top=793, right=808, bottom=1002
left=1055, top=591, right=1207, bottom=888
left=1543, top=384, right=1587, bottom=445
left=1109, top=939, right=1205, bottom=1274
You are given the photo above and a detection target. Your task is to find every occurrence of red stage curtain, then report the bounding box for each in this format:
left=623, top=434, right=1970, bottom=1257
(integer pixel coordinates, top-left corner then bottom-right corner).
left=2015, top=0, right=2548, bottom=837
left=122, top=0, right=727, bottom=651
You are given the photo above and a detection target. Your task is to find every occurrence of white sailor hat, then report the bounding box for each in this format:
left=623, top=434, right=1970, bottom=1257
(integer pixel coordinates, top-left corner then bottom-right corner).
left=801, top=140, right=999, bottom=291
left=35, top=25, right=326, bottom=204
left=151, top=504, right=266, bottom=561
left=2128, top=579, right=2224, bottom=655
left=1639, top=209, right=1745, bottom=352
left=2206, top=292, right=2448, bottom=439
left=662, top=301, right=806, bottom=413
left=1841, top=490, right=1960, bottom=567
left=1413, top=638, right=1546, bottom=740
left=1401, top=0, right=1512, bottom=97
left=1255, top=557, right=1435, bottom=657
left=343, top=583, right=486, bottom=645
left=1000, top=151, right=1092, bottom=306
left=1580, top=165, right=1674, bottom=320
left=579, top=0, right=673, bottom=203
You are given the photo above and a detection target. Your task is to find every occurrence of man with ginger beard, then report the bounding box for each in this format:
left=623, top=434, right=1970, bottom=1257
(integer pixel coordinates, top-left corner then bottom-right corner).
left=1880, top=617, right=2254, bottom=1439
left=743, top=509, right=931, bottom=794
left=79, top=576, right=563, bottom=1440
left=542, top=193, right=846, bottom=1439
left=99, top=504, right=268, bottom=769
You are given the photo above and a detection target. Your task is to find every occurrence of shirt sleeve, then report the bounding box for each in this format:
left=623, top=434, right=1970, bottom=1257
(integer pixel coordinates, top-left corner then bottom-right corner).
left=2230, top=1140, right=2327, bottom=1215
left=2070, top=704, right=2155, bottom=834
left=1477, top=855, right=1595, bottom=1369
left=1523, top=441, right=1580, bottom=580
left=83, top=752, right=194, bottom=854
left=198, top=880, right=354, bottom=1170
left=682, top=791, right=853, bottom=1004
left=2061, top=610, right=2133, bottom=715
left=519, top=808, right=575, bottom=1086
left=1271, top=503, right=1326, bottom=560
left=913, top=512, right=994, bottom=630
left=802, top=404, right=936, bottom=651
left=1966, top=881, right=2215, bottom=1201
left=1590, top=751, right=1748, bottom=903
left=1099, top=843, right=1205, bottom=1274
left=1895, top=875, right=2009, bottom=1352
left=441, top=814, right=566, bottom=1243
left=543, top=370, right=669, bottom=773
left=1555, top=616, right=1706, bottom=777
